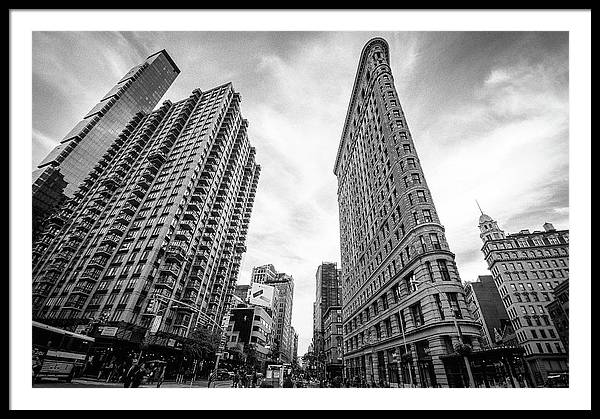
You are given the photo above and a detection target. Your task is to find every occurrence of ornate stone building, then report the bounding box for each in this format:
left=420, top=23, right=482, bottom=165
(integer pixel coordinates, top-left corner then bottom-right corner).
left=334, top=38, right=481, bottom=387
left=479, top=214, right=569, bottom=386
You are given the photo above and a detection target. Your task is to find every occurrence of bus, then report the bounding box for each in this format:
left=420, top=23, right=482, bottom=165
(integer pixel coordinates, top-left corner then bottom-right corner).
left=32, top=321, right=95, bottom=383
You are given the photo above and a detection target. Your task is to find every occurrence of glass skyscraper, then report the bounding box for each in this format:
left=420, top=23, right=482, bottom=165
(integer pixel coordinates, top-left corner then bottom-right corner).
left=32, top=50, right=180, bottom=238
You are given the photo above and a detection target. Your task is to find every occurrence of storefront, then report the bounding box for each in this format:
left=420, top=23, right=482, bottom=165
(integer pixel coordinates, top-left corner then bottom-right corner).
left=441, top=346, right=531, bottom=388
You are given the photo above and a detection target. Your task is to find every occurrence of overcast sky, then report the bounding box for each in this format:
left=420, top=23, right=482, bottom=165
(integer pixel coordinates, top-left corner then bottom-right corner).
left=32, top=31, right=569, bottom=356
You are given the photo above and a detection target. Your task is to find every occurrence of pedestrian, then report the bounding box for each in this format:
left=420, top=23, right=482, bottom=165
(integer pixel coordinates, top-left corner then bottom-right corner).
left=232, top=370, right=239, bottom=388
left=156, top=365, right=165, bottom=388
left=131, top=363, right=146, bottom=388
left=251, top=371, right=258, bottom=388
left=124, top=363, right=139, bottom=388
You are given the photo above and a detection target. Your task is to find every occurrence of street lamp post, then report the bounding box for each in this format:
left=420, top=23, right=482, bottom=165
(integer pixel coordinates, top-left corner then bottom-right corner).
left=395, top=311, right=414, bottom=387
left=412, top=278, right=476, bottom=388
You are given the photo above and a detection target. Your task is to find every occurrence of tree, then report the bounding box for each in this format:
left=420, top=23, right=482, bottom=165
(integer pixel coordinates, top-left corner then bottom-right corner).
left=184, top=325, right=220, bottom=361
left=244, top=343, right=260, bottom=370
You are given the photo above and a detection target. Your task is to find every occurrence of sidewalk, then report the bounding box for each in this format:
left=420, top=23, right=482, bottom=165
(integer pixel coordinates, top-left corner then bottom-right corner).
left=70, top=377, right=231, bottom=388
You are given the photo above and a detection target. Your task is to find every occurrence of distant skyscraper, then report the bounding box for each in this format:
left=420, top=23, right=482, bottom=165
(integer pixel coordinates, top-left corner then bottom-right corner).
left=32, top=82, right=261, bottom=352
left=478, top=214, right=569, bottom=386
left=313, top=262, right=341, bottom=358
left=250, top=264, right=294, bottom=363
left=334, top=38, right=482, bottom=388
left=32, top=50, right=180, bottom=239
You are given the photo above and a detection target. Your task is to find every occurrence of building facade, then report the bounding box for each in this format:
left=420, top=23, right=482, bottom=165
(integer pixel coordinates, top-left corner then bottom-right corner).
left=225, top=305, right=273, bottom=368
left=250, top=264, right=278, bottom=284
left=32, top=82, right=260, bottom=359
left=313, top=262, right=342, bottom=356
left=234, top=284, right=251, bottom=303
left=464, top=275, right=514, bottom=348
left=334, top=38, right=482, bottom=388
left=479, top=215, right=569, bottom=386
left=250, top=265, right=295, bottom=363
left=547, top=279, right=569, bottom=353
left=33, top=50, right=180, bottom=239
left=323, top=305, right=344, bottom=379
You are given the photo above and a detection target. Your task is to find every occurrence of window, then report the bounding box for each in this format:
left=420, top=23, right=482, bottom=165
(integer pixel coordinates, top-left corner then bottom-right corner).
left=447, top=292, right=462, bottom=318
left=410, top=302, right=425, bottom=327
left=430, top=233, right=441, bottom=249
left=438, top=260, right=451, bottom=281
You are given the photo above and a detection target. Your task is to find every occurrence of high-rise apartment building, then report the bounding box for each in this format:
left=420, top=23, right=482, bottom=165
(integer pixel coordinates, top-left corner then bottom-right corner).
left=250, top=265, right=294, bottom=363
left=313, top=262, right=341, bottom=358
left=479, top=214, right=569, bottom=385
left=33, top=50, right=180, bottom=238
left=32, top=82, right=260, bottom=355
left=334, top=38, right=482, bottom=388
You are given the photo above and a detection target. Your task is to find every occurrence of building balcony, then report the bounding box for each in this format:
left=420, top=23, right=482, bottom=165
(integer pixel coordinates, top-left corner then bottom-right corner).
left=102, top=175, right=120, bottom=189
left=190, top=193, right=205, bottom=204
left=141, top=169, right=156, bottom=182
left=179, top=219, right=194, bottom=231
left=127, top=194, right=142, bottom=207
left=101, top=234, right=121, bottom=245
left=87, top=257, right=106, bottom=269
left=47, top=262, right=66, bottom=273
left=174, top=230, right=192, bottom=242
left=187, top=201, right=200, bottom=212
left=131, top=186, right=146, bottom=198
left=74, top=222, right=92, bottom=231
left=166, top=244, right=187, bottom=261
left=108, top=223, right=127, bottom=235
left=186, top=280, right=202, bottom=291
left=155, top=276, right=176, bottom=289
left=95, top=245, right=115, bottom=257
left=148, top=151, right=167, bottom=166
left=115, top=213, right=132, bottom=225
left=72, top=284, right=94, bottom=295
left=121, top=204, right=137, bottom=216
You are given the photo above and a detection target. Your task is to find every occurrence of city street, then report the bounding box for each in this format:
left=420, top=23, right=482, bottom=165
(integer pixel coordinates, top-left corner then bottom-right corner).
left=33, top=378, right=234, bottom=388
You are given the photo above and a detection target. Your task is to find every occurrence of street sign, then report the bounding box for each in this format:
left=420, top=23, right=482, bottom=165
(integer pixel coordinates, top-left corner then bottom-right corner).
left=99, top=326, right=118, bottom=337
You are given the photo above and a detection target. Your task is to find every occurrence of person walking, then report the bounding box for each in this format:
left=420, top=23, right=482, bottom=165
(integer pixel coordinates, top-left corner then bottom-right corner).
left=130, top=363, right=146, bottom=388
left=251, top=370, right=258, bottom=388
left=232, top=370, right=240, bottom=388
left=156, top=365, right=165, bottom=388
left=124, top=363, right=140, bottom=388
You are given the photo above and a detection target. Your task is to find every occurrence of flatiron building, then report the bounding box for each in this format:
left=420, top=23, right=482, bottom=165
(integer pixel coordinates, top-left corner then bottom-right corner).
left=334, top=38, right=481, bottom=387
